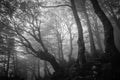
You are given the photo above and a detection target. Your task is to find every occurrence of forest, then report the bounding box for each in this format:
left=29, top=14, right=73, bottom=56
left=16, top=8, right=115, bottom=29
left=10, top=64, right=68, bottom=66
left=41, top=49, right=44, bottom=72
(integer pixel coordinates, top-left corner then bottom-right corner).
left=0, top=0, right=120, bottom=80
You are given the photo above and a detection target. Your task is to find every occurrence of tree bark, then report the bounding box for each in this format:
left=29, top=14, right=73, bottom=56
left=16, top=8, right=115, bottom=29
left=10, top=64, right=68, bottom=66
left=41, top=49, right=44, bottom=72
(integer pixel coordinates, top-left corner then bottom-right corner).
left=90, top=0, right=120, bottom=79
left=81, top=0, right=97, bottom=58
left=59, top=34, right=64, bottom=61
left=6, top=50, right=11, bottom=77
left=37, top=50, right=62, bottom=73
left=71, top=0, right=86, bottom=65
left=55, top=27, right=64, bottom=61
left=105, top=1, right=120, bottom=30
left=37, top=59, right=40, bottom=78
left=93, top=16, right=104, bottom=52
left=68, top=27, right=73, bottom=60
left=56, top=32, right=61, bottom=60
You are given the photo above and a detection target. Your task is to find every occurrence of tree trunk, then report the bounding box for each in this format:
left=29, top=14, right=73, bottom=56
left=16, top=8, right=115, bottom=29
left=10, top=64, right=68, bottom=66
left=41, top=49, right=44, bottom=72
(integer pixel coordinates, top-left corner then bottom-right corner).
left=37, top=59, right=40, bottom=78
left=59, top=34, right=64, bottom=61
left=90, top=0, right=120, bottom=79
left=44, top=61, right=47, bottom=76
left=81, top=0, right=97, bottom=58
left=71, top=0, right=86, bottom=65
left=68, top=27, right=73, bottom=60
left=36, top=27, right=63, bottom=73
left=93, top=16, right=104, bottom=52
left=57, top=32, right=61, bottom=60
left=56, top=30, right=64, bottom=61
left=44, top=61, right=51, bottom=77
left=37, top=51, right=62, bottom=73
left=105, top=1, right=120, bottom=30
left=94, top=25, right=104, bottom=52
left=6, top=51, right=11, bottom=77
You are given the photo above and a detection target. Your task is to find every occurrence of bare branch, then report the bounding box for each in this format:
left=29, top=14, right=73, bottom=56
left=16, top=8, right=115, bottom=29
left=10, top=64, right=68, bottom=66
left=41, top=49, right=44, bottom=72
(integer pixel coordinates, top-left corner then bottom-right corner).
left=39, top=4, right=71, bottom=8
left=14, top=26, right=37, bottom=54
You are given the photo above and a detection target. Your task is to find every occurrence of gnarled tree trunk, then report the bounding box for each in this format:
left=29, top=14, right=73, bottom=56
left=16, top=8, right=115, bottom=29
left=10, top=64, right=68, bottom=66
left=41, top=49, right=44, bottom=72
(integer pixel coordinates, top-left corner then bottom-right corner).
left=90, top=0, right=120, bottom=79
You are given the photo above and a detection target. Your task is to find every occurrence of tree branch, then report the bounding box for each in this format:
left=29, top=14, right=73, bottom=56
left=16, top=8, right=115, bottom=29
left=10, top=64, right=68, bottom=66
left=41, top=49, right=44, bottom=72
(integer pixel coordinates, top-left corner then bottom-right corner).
left=39, top=4, right=71, bottom=8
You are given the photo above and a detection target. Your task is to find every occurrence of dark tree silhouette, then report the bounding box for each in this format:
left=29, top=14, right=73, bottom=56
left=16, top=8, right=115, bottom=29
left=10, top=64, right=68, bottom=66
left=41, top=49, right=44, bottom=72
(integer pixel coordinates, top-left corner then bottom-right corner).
left=90, top=0, right=120, bottom=79
left=71, top=0, right=86, bottom=65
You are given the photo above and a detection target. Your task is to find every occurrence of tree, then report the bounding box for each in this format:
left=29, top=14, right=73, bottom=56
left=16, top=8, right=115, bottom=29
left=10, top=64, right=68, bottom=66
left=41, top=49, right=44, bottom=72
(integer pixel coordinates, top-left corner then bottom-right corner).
left=66, top=22, right=74, bottom=61
left=0, top=0, right=18, bottom=78
left=78, top=0, right=97, bottom=58
left=10, top=1, right=62, bottom=73
left=0, top=20, right=15, bottom=77
left=90, top=0, right=120, bottom=79
left=71, top=0, right=86, bottom=65
left=92, top=15, right=104, bottom=53
left=100, top=0, right=120, bottom=30
left=4, top=0, right=118, bottom=80
left=48, top=14, right=65, bottom=62
left=11, top=0, right=87, bottom=74
left=100, top=0, right=120, bottom=52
